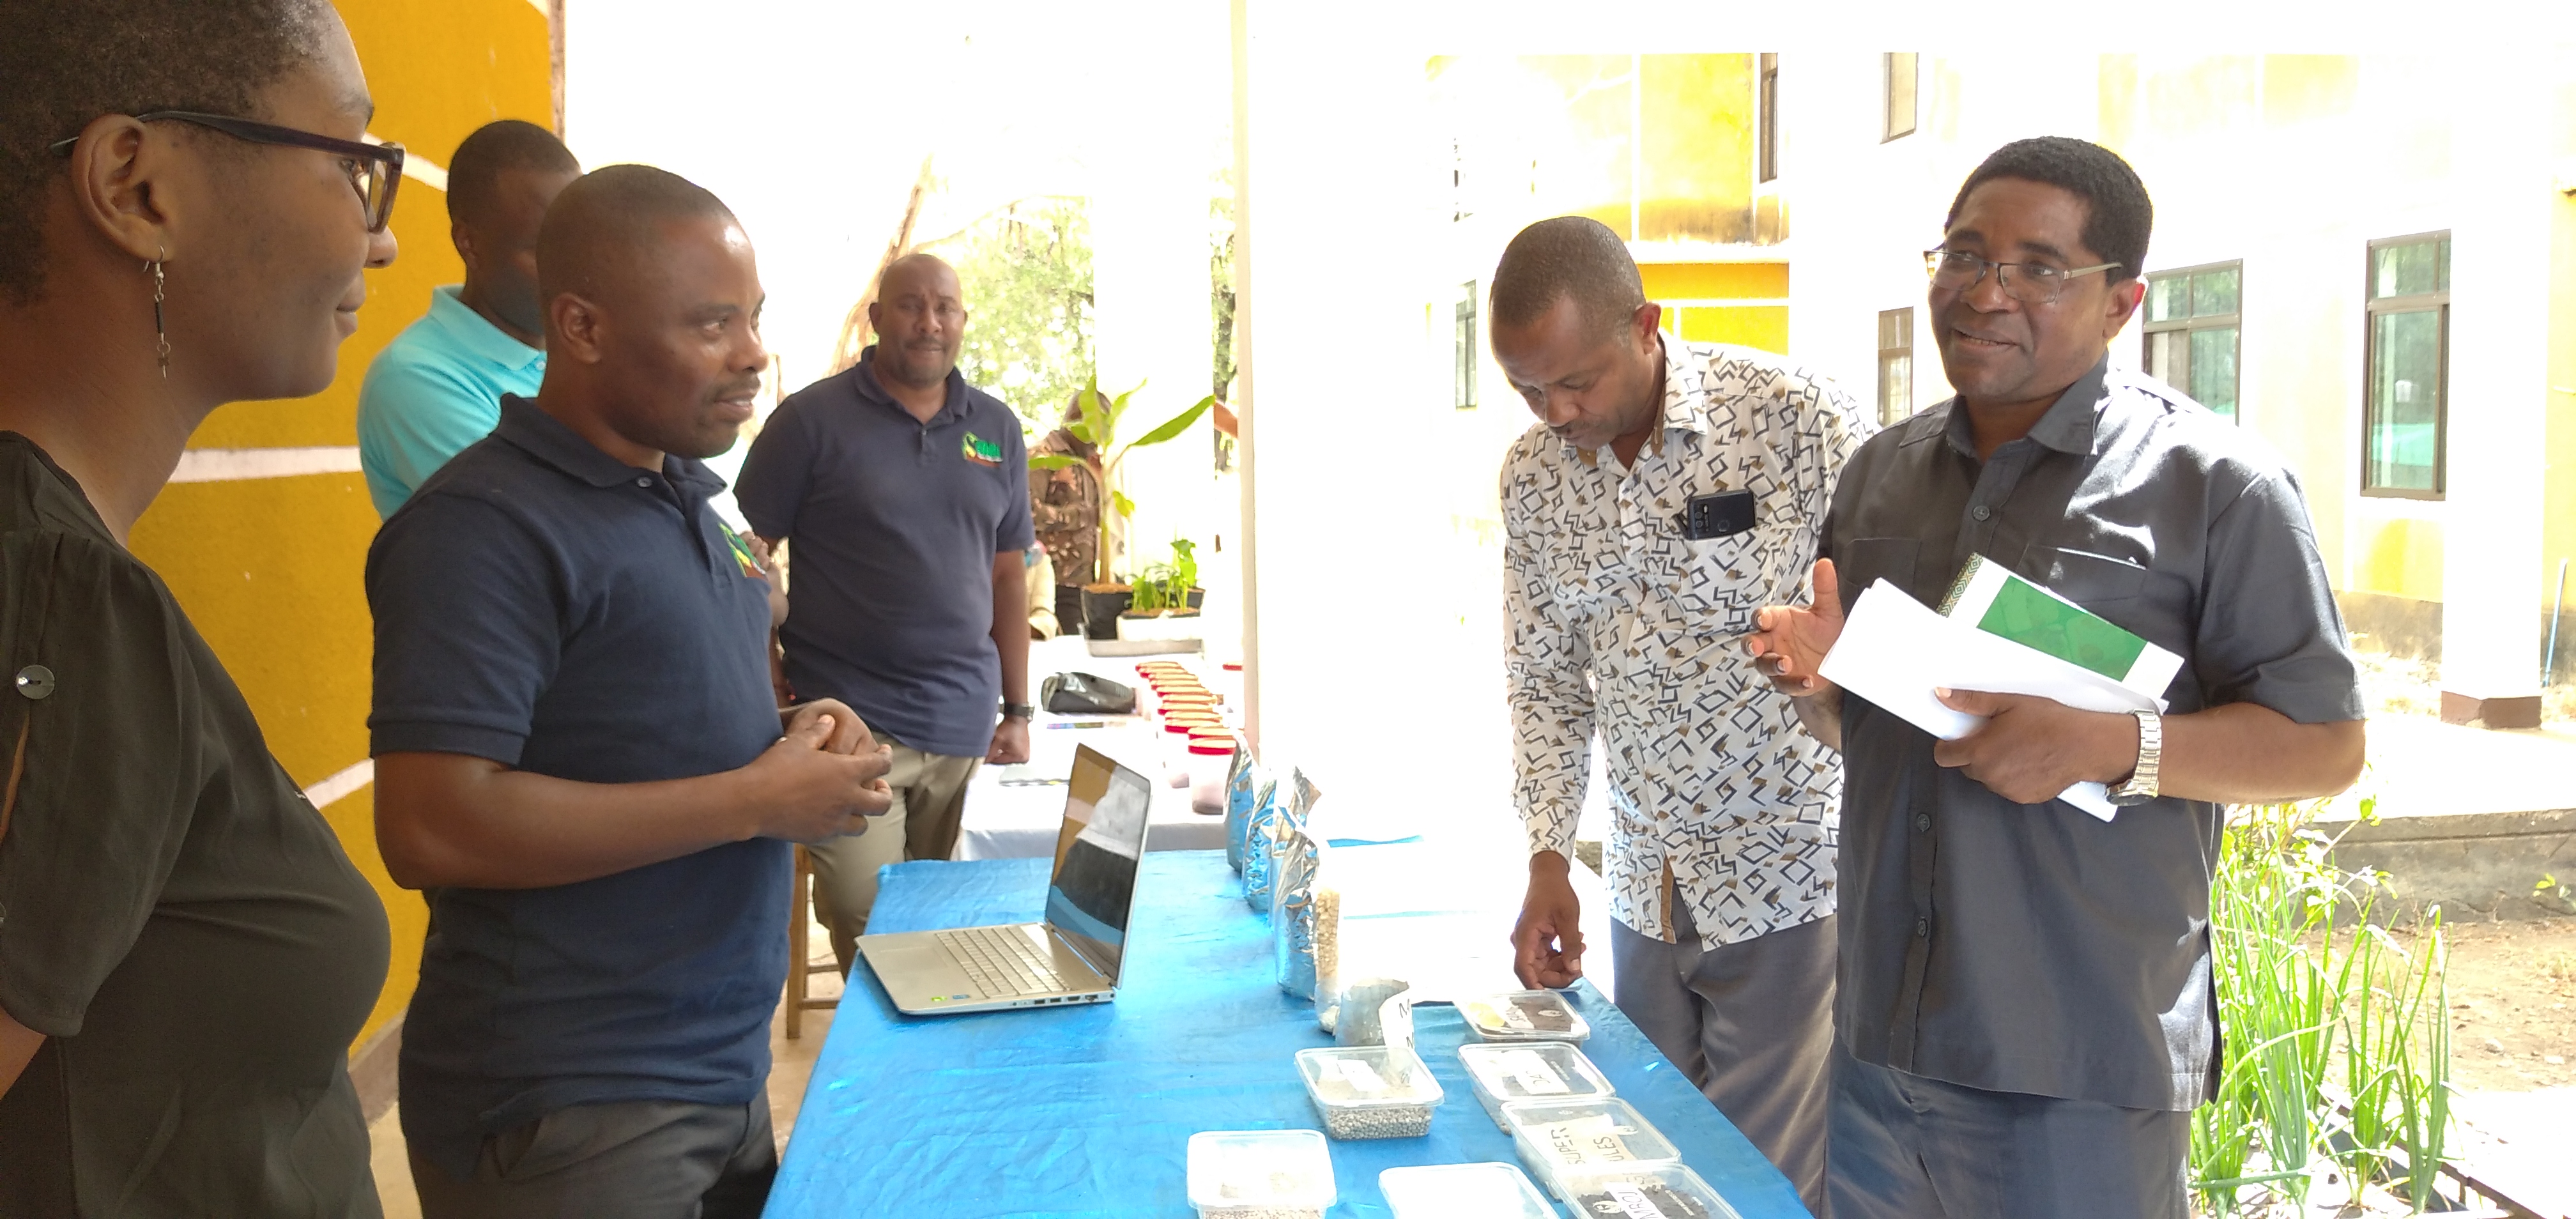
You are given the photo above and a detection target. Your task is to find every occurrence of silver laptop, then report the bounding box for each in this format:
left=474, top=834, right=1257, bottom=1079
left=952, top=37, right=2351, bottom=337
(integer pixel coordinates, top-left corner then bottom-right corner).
left=857, top=744, right=1153, bottom=1015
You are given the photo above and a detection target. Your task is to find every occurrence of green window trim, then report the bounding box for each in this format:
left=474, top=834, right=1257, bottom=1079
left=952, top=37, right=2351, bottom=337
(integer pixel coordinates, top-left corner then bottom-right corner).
left=2141, top=260, right=2242, bottom=423
left=2361, top=233, right=2450, bottom=500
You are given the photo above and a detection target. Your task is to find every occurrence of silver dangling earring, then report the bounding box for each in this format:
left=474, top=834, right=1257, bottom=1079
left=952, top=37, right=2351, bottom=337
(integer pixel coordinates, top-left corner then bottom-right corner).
left=147, top=250, right=170, bottom=378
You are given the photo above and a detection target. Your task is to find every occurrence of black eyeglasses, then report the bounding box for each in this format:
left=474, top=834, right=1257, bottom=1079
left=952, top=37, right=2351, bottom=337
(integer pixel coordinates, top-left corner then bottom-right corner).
left=51, top=111, right=404, bottom=234
left=1924, top=249, right=2120, bottom=306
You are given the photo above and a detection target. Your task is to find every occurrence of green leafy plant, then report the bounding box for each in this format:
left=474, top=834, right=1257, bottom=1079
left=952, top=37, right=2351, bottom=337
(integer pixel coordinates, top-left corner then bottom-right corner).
left=1128, top=539, right=1200, bottom=615
left=1029, top=376, right=1213, bottom=585
left=2191, top=795, right=2460, bottom=1216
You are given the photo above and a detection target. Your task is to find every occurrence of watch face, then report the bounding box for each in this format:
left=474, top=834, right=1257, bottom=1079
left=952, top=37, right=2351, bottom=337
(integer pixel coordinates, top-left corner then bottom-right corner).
left=2105, top=789, right=2156, bottom=806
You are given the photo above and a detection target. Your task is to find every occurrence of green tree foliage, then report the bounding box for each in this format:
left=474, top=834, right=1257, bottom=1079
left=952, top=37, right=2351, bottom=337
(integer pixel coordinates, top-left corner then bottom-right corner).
left=934, top=197, right=1094, bottom=431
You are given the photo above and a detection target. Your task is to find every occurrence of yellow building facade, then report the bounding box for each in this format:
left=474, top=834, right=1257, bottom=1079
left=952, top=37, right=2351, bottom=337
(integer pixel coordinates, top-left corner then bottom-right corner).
left=1777, top=50, right=2576, bottom=717
left=125, top=0, right=553, bottom=1081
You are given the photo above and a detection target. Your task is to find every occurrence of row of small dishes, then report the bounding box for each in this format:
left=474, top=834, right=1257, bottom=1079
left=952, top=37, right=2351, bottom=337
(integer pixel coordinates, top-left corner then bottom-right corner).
left=1187, top=990, right=1742, bottom=1218
left=1135, top=661, right=1236, bottom=756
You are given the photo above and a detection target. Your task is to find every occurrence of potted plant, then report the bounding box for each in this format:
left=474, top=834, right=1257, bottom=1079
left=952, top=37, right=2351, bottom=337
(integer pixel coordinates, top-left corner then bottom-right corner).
left=1119, top=539, right=1206, bottom=641
left=1031, top=375, right=1213, bottom=638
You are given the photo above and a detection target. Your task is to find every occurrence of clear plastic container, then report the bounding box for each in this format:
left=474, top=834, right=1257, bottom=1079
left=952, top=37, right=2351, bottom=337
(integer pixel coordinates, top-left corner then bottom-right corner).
left=1459, top=989, right=1591, bottom=1043
left=1457, top=1040, right=1614, bottom=1130
left=1293, top=1044, right=1443, bottom=1140
left=1378, top=1162, right=1554, bottom=1219
left=1185, top=1130, right=1336, bottom=1219
left=1500, top=1096, right=1682, bottom=1199
left=1561, top=1164, right=1745, bottom=1219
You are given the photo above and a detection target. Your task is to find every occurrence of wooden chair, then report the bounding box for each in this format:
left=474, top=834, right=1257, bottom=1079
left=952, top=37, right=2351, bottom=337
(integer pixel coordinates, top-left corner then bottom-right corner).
left=783, top=844, right=840, bottom=1039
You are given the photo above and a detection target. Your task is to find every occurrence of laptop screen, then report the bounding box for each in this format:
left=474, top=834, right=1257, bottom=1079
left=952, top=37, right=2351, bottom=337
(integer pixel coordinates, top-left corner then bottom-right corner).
left=1041, top=745, right=1154, bottom=982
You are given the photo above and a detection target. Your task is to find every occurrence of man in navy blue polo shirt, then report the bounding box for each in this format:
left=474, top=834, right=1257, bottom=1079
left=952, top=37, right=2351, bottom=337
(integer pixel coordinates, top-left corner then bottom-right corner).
left=367, top=165, right=894, bottom=1218
left=738, top=252, right=1036, bottom=972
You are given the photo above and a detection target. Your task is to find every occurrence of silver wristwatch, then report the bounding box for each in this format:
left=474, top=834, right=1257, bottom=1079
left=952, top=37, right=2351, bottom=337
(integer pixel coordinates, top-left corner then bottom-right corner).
left=2106, top=709, right=2162, bottom=806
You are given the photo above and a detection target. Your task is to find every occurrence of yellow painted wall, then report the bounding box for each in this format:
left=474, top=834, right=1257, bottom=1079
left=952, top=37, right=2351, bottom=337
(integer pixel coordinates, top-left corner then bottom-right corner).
left=1427, top=54, right=1761, bottom=245
left=1664, top=305, right=1788, bottom=353
left=1645, top=262, right=1789, bottom=354
left=1639, top=262, right=1787, bottom=300
left=1636, top=55, right=1758, bottom=245
left=2547, top=71, right=2576, bottom=622
left=2356, top=518, right=2446, bottom=602
left=124, top=0, right=552, bottom=1048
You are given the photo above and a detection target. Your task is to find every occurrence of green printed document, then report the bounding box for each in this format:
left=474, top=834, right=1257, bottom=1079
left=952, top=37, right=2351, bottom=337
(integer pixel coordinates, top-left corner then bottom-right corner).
left=1938, top=555, right=2184, bottom=696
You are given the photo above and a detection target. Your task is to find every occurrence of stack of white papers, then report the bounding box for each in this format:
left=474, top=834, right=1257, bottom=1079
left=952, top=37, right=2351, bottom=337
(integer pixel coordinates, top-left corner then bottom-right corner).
left=1816, top=579, right=2174, bottom=820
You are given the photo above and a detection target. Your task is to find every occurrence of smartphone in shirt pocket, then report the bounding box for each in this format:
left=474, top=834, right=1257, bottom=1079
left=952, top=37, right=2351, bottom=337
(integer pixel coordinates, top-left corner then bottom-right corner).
left=1675, top=491, right=1791, bottom=632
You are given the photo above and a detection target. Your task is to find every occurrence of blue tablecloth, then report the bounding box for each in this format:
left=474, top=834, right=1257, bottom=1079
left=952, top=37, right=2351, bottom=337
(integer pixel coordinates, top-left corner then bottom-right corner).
left=769, top=850, right=1807, bottom=1218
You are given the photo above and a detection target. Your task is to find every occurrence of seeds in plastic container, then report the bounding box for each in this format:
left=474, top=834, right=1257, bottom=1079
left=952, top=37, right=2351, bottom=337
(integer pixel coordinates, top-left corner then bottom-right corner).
left=1459, top=1041, right=1611, bottom=1130
left=1501, top=1098, right=1680, bottom=1199
left=1563, top=1165, right=1744, bottom=1219
left=1296, top=1045, right=1443, bottom=1140
left=1186, top=1130, right=1335, bottom=1219
left=1460, top=988, right=1590, bottom=1042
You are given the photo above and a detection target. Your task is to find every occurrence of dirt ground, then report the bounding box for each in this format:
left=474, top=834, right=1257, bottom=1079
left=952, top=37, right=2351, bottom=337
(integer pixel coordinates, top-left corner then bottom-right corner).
left=2384, top=916, right=2576, bottom=1092
left=2342, top=649, right=2576, bottom=1088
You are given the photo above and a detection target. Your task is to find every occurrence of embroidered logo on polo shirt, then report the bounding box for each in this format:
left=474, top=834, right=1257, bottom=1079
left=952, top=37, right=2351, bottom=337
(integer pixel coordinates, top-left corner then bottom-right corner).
left=962, top=431, right=1002, bottom=468
left=718, top=525, right=763, bottom=580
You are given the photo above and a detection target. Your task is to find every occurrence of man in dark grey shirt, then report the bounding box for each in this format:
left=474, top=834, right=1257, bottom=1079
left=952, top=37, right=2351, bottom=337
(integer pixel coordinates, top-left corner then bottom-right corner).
left=1749, top=138, right=2365, bottom=1217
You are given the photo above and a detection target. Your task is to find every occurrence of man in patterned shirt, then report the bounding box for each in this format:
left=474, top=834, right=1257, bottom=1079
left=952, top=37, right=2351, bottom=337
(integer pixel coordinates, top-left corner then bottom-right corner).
left=1495, top=216, right=1867, bottom=1211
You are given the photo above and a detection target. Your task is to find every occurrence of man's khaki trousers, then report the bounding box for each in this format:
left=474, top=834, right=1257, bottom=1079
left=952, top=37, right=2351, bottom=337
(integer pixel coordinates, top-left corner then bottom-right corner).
left=804, top=740, right=982, bottom=972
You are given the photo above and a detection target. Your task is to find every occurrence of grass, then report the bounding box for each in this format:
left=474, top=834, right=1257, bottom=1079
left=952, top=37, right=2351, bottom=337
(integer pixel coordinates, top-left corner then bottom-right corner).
left=2193, top=797, right=2458, bottom=1216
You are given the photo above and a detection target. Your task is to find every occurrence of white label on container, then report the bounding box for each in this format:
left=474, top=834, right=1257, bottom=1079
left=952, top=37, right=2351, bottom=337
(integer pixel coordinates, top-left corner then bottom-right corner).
left=1604, top=1181, right=1671, bottom=1219
left=1497, top=1049, right=1569, bottom=1096
left=1542, top=1114, right=1636, bottom=1167
left=1499, top=1001, right=1538, bottom=1030
left=1331, top=1058, right=1389, bottom=1095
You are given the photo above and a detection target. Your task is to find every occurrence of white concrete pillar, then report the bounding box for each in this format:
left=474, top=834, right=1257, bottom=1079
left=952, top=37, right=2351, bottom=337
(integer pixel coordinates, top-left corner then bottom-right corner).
left=1091, top=0, right=1227, bottom=592
left=2437, top=52, right=2553, bottom=727
left=1234, top=1, right=1473, bottom=811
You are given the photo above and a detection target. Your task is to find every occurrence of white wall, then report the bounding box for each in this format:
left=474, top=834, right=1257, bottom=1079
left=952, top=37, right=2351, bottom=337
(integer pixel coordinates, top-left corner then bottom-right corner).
left=1236, top=1, right=1508, bottom=822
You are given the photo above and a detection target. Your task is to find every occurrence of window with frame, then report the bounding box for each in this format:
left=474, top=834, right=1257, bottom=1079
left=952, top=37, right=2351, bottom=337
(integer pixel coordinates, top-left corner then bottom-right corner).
left=1453, top=281, right=1478, bottom=410
left=1876, top=308, right=1913, bottom=425
left=2362, top=233, right=2449, bottom=497
left=1883, top=53, right=1917, bottom=141
left=1758, top=53, right=1779, bottom=183
left=2141, top=261, right=2241, bottom=422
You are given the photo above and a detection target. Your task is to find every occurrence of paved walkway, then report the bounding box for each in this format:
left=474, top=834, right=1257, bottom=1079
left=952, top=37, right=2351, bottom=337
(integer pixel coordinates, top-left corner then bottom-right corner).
left=2334, top=717, right=2576, bottom=822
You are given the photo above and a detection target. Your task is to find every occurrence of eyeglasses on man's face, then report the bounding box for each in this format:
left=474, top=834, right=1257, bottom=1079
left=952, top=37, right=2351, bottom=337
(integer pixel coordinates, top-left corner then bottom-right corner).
left=1923, top=249, right=2120, bottom=306
left=51, top=111, right=405, bottom=234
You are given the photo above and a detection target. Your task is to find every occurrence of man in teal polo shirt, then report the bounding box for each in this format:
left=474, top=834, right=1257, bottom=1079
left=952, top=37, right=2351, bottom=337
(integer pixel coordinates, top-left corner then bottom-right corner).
left=358, top=119, right=579, bottom=518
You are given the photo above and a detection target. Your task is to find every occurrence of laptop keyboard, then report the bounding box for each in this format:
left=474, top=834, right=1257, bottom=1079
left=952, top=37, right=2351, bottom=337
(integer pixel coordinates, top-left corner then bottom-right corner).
left=937, top=926, right=1074, bottom=997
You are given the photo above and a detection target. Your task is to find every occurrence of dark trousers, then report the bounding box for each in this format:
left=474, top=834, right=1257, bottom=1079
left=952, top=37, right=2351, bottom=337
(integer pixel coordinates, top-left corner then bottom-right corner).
left=1611, top=908, right=1837, bottom=1216
left=1828, top=1048, right=2188, bottom=1219
left=1054, top=583, right=1085, bottom=639
left=409, top=1097, right=775, bottom=1219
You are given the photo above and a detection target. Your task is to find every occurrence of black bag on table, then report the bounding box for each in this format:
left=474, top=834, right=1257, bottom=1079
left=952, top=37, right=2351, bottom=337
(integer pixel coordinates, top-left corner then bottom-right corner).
left=1039, top=671, right=1136, bottom=716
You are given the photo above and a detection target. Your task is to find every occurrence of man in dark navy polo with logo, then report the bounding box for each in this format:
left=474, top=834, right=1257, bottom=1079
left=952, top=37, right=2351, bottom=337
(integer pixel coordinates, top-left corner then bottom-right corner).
left=367, top=165, right=894, bottom=1218
left=738, top=251, right=1036, bottom=973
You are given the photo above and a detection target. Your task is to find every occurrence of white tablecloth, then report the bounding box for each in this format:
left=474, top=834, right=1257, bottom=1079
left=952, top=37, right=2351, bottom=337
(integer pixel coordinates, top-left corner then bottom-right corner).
left=953, top=639, right=1237, bottom=861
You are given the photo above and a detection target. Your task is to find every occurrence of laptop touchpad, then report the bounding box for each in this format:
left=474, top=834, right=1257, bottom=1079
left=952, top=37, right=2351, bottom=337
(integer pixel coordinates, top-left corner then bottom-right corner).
left=877, top=941, right=971, bottom=986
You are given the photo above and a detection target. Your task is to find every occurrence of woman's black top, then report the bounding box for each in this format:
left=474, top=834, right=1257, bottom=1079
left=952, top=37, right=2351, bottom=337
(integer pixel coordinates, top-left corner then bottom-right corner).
left=0, top=433, right=388, bottom=1216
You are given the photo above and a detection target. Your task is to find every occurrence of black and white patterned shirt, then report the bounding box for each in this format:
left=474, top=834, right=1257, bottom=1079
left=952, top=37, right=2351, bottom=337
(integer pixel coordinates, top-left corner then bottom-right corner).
left=1503, top=339, right=1869, bottom=948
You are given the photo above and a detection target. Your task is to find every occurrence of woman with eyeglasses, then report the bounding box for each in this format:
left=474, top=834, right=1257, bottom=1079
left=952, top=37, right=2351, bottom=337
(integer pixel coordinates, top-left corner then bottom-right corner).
left=0, top=1, right=400, bottom=1214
